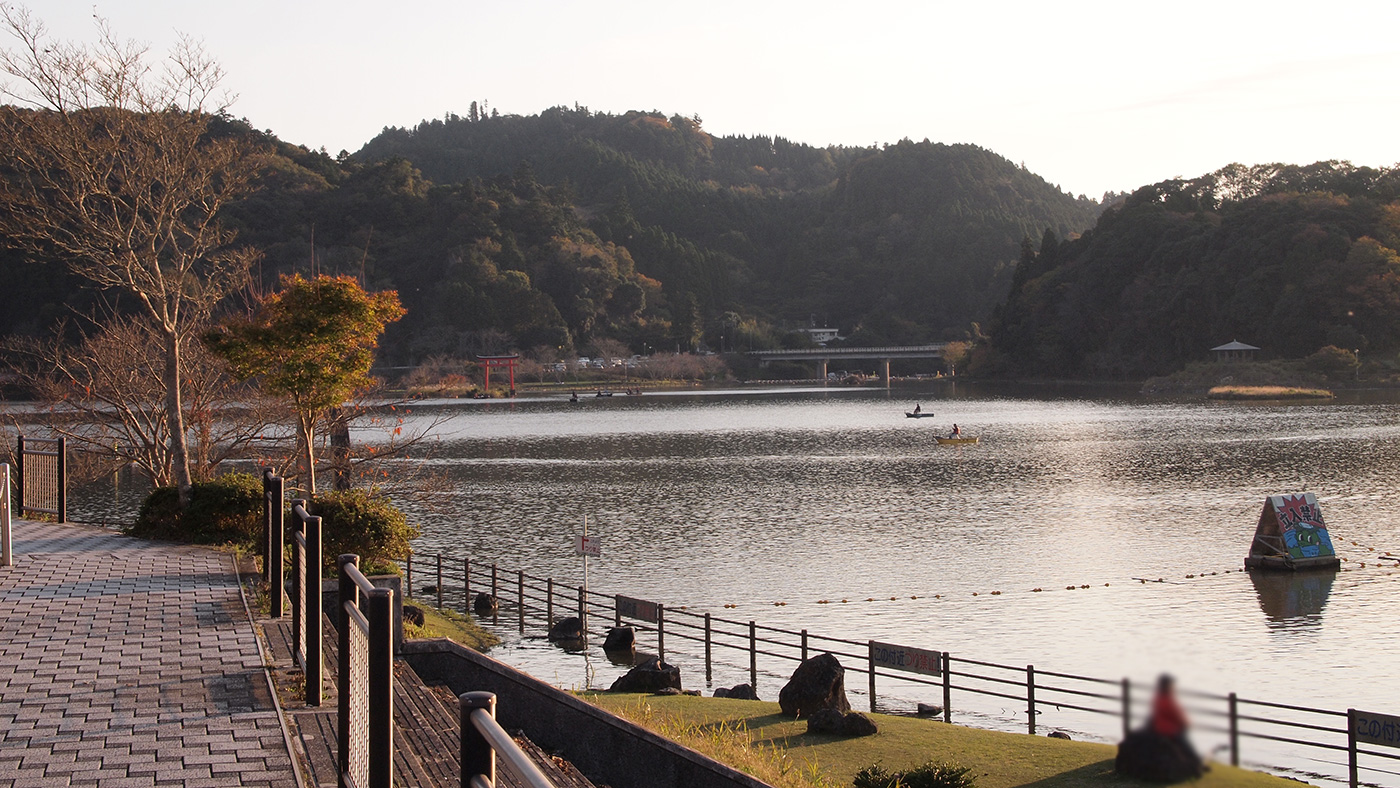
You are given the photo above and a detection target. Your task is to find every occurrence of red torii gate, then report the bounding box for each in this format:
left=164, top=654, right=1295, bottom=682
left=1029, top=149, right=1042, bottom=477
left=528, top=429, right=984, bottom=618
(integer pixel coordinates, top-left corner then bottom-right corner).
left=476, top=354, right=520, bottom=396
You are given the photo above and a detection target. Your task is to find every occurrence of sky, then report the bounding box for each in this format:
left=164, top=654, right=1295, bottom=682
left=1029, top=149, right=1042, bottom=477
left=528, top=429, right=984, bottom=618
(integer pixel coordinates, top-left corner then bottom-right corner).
left=19, top=0, right=1400, bottom=199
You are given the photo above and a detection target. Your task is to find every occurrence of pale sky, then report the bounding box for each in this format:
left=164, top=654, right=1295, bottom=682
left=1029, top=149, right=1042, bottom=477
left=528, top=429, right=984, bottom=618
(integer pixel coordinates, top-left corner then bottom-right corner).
left=22, top=0, right=1400, bottom=198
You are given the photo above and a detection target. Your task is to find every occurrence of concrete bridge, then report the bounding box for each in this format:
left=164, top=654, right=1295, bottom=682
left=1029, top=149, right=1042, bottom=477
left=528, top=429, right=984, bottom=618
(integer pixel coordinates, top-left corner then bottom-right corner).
left=749, top=343, right=948, bottom=382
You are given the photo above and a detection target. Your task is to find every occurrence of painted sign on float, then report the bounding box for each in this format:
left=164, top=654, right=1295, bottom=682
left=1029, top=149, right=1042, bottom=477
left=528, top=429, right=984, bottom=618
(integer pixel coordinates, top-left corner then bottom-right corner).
left=869, top=641, right=942, bottom=676
left=1266, top=493, right=1336, bottom=559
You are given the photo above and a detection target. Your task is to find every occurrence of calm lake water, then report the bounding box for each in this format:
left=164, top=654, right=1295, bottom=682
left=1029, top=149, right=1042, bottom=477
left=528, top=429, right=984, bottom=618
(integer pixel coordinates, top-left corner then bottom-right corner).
left=59, top=382, right=1400, bottom=784
left=384, top=382, right=1400, bottom=786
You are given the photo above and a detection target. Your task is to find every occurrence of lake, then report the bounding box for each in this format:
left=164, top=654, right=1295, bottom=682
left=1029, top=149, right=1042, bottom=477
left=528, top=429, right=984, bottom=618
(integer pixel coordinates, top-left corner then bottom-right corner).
left=379, top=382, right=1400, bottom=785
left=65, top=381, right=1400, bottom=784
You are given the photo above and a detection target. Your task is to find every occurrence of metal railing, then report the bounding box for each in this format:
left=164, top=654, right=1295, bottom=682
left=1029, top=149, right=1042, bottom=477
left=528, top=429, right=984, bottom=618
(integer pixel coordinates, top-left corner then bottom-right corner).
left=404, top=552, right=1400, bottom=787
left=291, top=499, right=323, bottom=706
left=16, top=436, right=65, bottom=522
left=338, top=554, right=395, bottom=788
left=1, top=463, right=11, bottom=567
left=263, top=468, right=285, bottom=618
left=459, top=691, right=556, bottom=788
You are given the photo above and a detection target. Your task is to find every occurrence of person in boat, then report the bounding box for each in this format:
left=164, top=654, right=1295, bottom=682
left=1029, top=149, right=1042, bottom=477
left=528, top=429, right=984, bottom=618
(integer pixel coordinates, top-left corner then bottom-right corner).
left=949, top=423, right=961, bottom=438
left=913, top=403, right=922, bottom=414
left=569, top=391, right=579, bottom=402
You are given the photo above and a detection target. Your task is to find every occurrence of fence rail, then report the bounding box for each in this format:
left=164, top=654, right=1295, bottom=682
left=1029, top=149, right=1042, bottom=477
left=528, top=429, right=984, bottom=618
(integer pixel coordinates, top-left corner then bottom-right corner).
left=16, top=436, right=65, bottom=522
left=1, top=463, right=10, bottom=567
left=459, top=691, right=556, bottom=788
left=338, top=554, right=395, bottom=788
left=291, top=500, right=322, bottom=706
left=263, top=468, right=285, bottom=618
left=404, top=552, right=1400, bottom=788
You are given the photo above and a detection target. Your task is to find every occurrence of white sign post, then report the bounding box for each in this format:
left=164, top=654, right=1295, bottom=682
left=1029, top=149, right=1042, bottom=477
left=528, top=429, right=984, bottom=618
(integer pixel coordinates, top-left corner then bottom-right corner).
left=574, top=514, right=601, bottom=598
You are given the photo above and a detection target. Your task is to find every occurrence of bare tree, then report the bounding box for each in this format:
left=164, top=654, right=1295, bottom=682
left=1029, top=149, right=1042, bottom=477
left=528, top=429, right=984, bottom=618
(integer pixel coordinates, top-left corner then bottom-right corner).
left=4, top=313, right=280, bottom=485
left=0, top=6, right=262, bottom=505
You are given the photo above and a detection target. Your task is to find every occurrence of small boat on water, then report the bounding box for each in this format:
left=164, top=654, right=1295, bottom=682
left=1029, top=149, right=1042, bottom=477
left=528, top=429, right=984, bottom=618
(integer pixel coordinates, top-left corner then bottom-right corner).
left=935, top=436, right=979, bottom=445
left=905, top=412, right=936, bottom=418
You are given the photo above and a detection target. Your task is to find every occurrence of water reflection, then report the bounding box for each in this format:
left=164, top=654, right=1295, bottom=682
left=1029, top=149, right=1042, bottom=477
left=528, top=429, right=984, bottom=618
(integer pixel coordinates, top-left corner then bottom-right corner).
left=1249, top=570, right=1336, bottom=631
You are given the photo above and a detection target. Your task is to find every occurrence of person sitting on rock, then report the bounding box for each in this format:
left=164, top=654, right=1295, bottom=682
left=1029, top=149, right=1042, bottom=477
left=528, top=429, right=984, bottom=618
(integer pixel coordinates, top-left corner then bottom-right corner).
left=1115, top=673, right=1205, bottom=781
left=1150, top=674, right=1199, bottom=762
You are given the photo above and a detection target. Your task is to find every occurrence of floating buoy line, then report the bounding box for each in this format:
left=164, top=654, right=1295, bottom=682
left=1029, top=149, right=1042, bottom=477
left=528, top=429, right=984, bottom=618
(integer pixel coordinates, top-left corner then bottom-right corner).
left=709, top=541, right=1399, bottom=611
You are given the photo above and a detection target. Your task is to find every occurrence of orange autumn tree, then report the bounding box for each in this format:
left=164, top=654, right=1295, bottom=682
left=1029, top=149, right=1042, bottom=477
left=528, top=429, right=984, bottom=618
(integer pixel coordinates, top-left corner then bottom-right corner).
left=206, top=274, right=404, bottom=494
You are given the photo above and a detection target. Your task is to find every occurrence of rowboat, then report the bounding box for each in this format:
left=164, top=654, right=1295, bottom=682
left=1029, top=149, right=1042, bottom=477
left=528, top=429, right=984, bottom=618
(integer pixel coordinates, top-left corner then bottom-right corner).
left=935, top=436, right=979, bottom=445
left=905, top=412, right=936, bottom=418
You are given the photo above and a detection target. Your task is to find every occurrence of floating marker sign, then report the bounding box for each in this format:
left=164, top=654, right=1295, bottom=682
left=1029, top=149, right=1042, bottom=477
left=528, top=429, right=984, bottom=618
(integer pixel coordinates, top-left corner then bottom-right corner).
left=869, top=640, right=942, bottom=676
left=575, top=535, right=601, bottom=557
left=615, top=594, right=658, bottom=623
left=1353, top=709, right=1400, bottom=749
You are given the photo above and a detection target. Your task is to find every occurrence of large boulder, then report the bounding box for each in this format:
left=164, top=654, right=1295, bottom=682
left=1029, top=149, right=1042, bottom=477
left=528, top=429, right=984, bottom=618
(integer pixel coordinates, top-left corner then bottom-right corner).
left=779, top=653, right=851, bottom=718
left=1115, top=728, right=1203, bottom=782
left=402, top=604, right=426, bottom=627
left=472, top=592, right=498, bottom=616
left=805, top=708, right=877, bottom=736
left=548, top=617, right=584, bottom=641
left=602, top=627, right=636, bottom=652
left=608, top=657, right=681, bottom=693
left=714, top=683, right=760, bottom=700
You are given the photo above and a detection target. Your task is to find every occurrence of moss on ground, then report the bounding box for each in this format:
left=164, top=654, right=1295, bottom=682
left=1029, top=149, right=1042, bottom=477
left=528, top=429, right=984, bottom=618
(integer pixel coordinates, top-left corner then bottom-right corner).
left=584, top=693, right=1303, bottom=788
left=404, top=603, right=499, bottom=650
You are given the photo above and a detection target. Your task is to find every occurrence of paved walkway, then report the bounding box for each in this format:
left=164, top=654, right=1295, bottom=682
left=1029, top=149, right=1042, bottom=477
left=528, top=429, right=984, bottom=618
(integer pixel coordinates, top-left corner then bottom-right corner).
left=0, top=520, right=299, bottom=787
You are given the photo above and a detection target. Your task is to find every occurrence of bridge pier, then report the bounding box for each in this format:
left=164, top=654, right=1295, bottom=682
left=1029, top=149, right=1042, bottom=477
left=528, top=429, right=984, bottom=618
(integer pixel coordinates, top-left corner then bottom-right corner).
left=881, top=358, right=890, bottom=387
left=820, top=359, right=827, bottom=382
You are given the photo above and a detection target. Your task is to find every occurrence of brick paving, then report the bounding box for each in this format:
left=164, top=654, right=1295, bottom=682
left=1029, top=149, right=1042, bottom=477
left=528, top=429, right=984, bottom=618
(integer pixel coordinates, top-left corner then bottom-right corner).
left=0, top=520, right=298, bottom=787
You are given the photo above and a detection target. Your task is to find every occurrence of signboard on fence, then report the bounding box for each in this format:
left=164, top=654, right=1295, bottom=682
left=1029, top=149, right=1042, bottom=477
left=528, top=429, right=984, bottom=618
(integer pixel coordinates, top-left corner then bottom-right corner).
left=869, top=640, right=942, bottom=676
left=616, top=594, right=658, bottom=623
left=1353, top=709, right=1400, bottom=749
left=575, top=535, right=602, bottom=557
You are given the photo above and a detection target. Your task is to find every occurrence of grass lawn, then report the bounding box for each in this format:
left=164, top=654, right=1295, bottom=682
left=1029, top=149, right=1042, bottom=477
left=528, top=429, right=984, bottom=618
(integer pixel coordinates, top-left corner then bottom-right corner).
left=404, top=602, right=499, bottom=650
left=585, top=693, right=1302, bottom=788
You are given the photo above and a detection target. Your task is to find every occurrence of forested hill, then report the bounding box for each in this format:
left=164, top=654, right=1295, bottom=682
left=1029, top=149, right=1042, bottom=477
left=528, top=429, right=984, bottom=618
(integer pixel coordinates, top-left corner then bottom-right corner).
left=0, top=107, right=1101, bottom=366
left=984, top=162, right=1400, bottom=379
left=355, top=106, right=1102, bottom=350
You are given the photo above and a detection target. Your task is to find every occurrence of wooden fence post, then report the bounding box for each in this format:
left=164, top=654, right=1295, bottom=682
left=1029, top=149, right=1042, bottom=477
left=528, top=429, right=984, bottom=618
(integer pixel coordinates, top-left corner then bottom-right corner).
left=704, top=613, right=712, bottom=682
left=943, top=652, right=952, bottom=723
left=1229, top=692, right=1239, bottom=767
left=436, top=554, right=443, bottom=609
left=547, top=578, right=554, bottom=623
left=657, top=604, right=666, bottom=663
left=517, top=570, right=525, bottom=631
left=867, top=641, right=877, bottom=712
left=1348, top=708, right=1358, bottom=788
left=1027, top=665, right=1036, bottom=735
left=1121, top=679, right=1132, bottom=739
left=749, top=621, right=757, bottom=689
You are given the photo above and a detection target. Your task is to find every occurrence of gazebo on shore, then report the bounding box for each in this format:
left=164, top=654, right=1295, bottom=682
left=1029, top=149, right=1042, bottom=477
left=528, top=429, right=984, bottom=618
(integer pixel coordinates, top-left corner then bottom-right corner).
left=1211, top=340, right=1260, bottom=363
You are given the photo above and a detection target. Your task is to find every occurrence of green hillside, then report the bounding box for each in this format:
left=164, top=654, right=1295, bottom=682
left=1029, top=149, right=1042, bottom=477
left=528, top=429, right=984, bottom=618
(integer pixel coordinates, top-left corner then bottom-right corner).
left=984, top=162, right=1400, bottom=378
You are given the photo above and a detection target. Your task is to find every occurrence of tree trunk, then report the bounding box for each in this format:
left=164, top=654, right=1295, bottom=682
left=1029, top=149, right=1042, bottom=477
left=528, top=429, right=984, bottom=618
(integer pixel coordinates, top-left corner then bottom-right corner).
left=329, top=406, right=351, bottom=491
left=299, top=412, right=317, bottom=496
left=164, top=329, right=194, bottom=508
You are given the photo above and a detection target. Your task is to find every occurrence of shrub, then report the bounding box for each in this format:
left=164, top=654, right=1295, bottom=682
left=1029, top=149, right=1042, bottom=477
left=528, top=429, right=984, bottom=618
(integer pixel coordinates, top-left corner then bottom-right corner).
left=1303, top=345, right=1359, bottom=380
left=309, top=489, right=419, bottom=574
left=853, top=761, right=977, bottom=788
left=131, top=472, right=264, bottom=546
